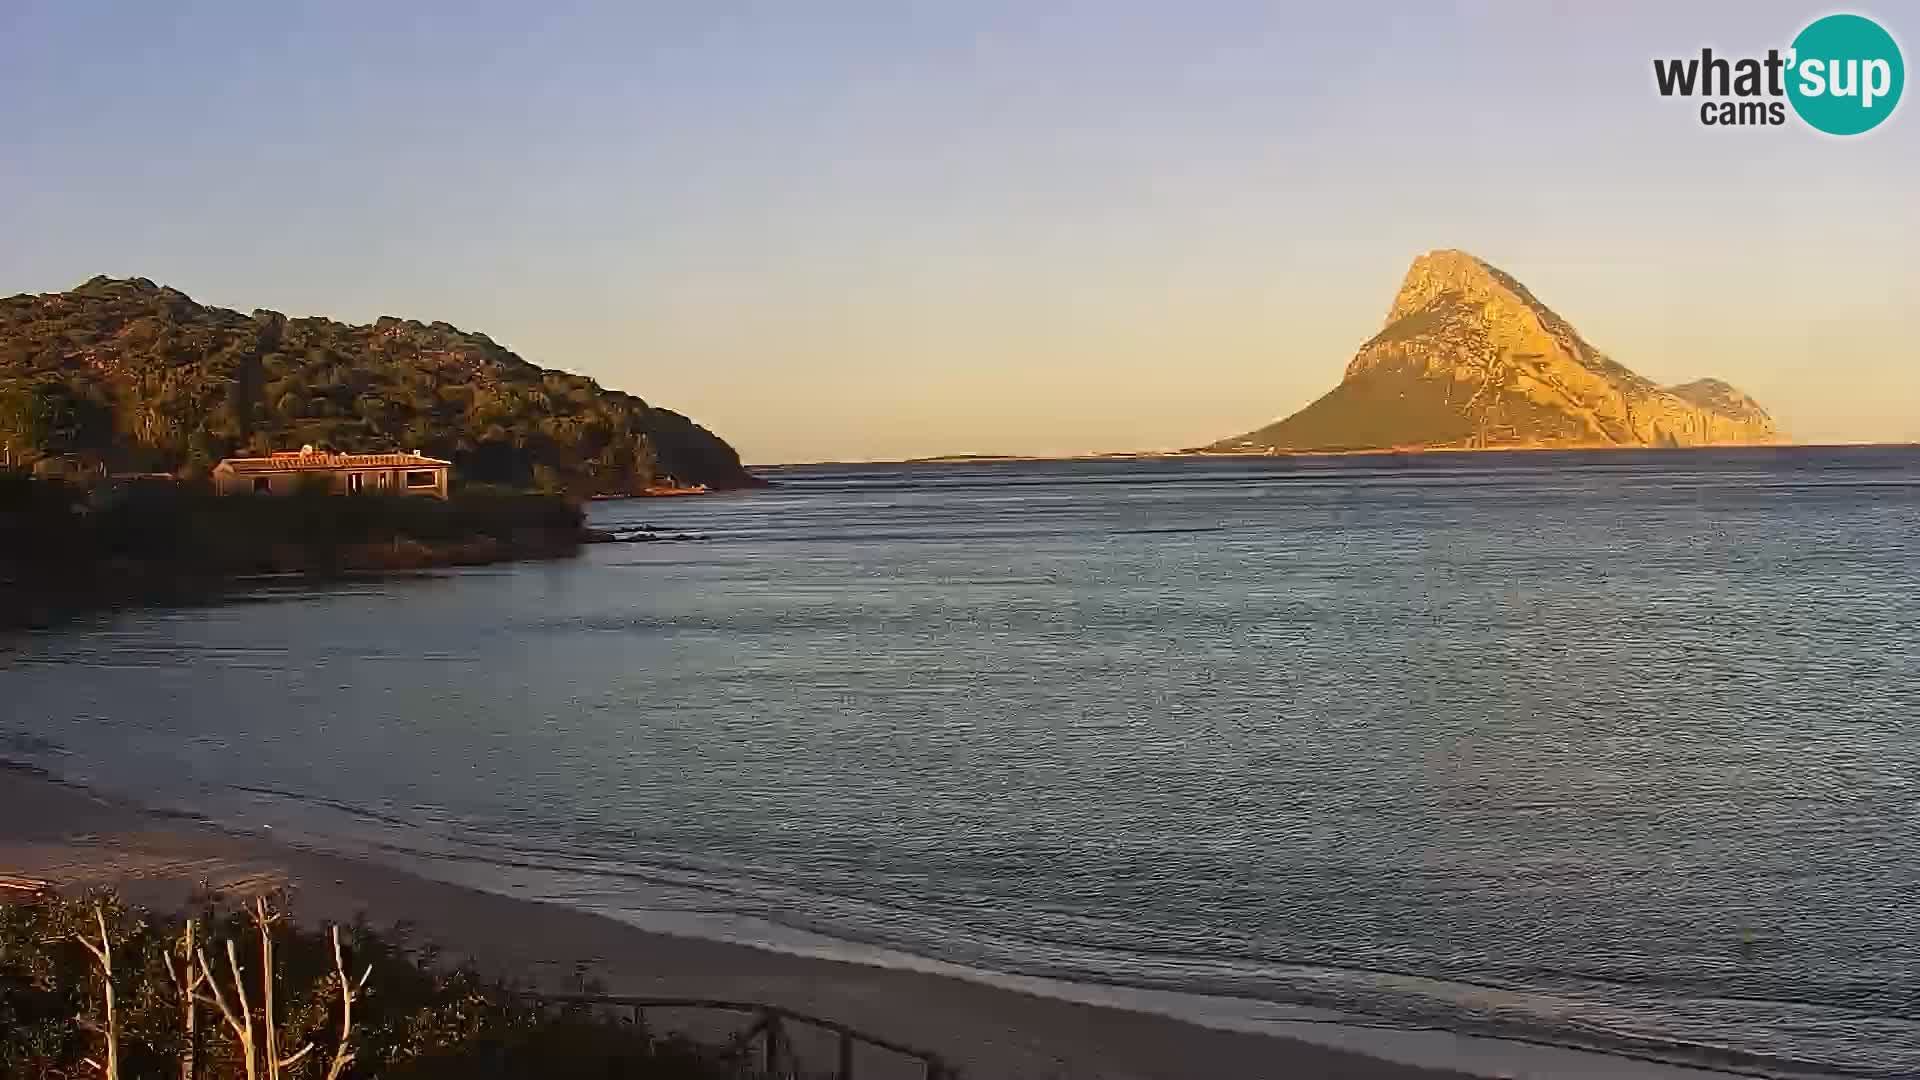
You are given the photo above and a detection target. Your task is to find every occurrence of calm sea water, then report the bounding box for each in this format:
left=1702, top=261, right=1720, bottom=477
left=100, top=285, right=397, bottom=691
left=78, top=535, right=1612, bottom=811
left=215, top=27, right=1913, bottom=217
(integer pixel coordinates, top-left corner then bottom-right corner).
left=5, top=448, right=1919, bottom=1076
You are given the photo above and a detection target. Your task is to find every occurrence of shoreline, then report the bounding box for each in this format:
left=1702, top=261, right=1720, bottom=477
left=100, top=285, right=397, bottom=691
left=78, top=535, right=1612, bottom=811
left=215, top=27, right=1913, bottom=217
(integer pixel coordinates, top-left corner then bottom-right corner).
left=0, top=767, right=1769, bottom=1080
left=0, top=537, right=582, bottom=630
left=0, top=481, right=596, bottom=629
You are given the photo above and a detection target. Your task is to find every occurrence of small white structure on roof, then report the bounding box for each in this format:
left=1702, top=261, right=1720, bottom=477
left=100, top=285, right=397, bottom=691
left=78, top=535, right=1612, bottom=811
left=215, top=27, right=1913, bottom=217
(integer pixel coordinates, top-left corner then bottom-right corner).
left=212, top=446, right=451, bottom=499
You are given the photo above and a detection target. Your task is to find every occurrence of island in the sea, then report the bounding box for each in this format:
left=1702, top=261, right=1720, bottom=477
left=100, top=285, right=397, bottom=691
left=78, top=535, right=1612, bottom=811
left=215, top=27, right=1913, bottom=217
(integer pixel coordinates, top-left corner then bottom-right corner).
left=1209, top=250, right=1783, bottom=454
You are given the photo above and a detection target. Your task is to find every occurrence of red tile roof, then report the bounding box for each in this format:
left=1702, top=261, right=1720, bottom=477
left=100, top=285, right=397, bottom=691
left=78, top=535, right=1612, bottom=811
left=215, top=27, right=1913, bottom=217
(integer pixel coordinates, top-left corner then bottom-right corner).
left=214, top=451, right=452, bottom=474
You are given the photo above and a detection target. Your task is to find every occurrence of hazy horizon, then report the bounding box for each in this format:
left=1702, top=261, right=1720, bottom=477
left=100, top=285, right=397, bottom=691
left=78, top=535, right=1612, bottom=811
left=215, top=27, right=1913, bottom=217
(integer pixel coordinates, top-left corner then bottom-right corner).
left=4, top=2, right=1915, bottom=462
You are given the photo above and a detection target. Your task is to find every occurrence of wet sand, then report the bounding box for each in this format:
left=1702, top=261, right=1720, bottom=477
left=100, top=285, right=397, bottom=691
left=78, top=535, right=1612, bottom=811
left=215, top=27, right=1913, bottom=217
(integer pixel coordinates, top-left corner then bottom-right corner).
left=0, top=769, right=1752, bottom=1080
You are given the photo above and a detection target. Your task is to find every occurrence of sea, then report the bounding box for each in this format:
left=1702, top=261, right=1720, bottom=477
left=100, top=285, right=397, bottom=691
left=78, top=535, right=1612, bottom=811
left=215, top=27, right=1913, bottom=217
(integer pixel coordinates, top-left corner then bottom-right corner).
left=4, top=447, right=1918, bottom=1077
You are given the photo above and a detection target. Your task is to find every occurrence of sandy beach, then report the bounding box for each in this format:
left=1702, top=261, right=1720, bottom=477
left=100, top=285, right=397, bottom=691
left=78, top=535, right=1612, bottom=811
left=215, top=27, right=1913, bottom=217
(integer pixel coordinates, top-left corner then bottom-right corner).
left=0, top=767, right=1765, bottom=1080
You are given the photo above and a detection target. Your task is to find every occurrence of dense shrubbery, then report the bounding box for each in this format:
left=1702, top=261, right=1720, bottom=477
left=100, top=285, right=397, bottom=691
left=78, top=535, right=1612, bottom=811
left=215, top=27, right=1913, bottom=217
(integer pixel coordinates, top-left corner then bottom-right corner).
left=0, top=890, right=729, bottom=1079
left=1, top=477, right=584, bottom=574
left=0, top=476, right=589, bottom=625
left=0, top=277, right=756, bottom=493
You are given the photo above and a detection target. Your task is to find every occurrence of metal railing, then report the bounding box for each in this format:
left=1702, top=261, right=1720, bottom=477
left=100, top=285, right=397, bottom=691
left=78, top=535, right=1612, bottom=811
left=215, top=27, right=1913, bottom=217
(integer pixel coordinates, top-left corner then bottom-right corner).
left=527, top=993, right=954, bottom=1080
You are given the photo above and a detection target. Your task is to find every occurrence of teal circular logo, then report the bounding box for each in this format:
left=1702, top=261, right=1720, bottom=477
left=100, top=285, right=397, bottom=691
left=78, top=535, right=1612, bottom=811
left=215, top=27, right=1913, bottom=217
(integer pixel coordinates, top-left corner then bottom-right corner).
left=1787, top=14, right=1904, bottom=135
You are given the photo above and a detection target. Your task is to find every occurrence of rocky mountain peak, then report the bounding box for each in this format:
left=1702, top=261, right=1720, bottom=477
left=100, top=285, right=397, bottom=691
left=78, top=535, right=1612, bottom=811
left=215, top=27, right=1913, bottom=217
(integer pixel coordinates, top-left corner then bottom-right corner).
left=1386, top=249, right=1527, bottom=324
left=1666, top=378, right=1768, bottom=419
left=1213, top=252, right=1783, bottom=453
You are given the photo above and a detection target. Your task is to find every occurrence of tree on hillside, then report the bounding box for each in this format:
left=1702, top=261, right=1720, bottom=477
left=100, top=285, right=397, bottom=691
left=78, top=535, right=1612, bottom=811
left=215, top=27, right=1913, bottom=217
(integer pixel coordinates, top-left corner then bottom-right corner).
left=0, top=386, right=43, bottom=467
left=0, top=382, right=114, bottom=467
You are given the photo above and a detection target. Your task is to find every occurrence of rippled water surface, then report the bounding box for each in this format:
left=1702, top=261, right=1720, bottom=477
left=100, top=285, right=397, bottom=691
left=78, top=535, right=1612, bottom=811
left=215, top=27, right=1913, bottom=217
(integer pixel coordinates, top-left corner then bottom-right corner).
left=5, top=449, right=1919, bottom=1076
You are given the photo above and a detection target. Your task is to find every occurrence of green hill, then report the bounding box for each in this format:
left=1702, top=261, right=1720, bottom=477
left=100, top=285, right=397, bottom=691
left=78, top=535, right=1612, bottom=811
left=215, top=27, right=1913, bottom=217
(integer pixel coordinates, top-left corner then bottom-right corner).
left=0, top=276, right=757, bottom=493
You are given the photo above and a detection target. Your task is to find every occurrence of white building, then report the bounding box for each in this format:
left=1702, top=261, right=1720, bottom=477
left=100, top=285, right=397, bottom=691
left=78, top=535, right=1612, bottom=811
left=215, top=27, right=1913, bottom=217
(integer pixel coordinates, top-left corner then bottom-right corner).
left=212, top=447, right=451, bottom=499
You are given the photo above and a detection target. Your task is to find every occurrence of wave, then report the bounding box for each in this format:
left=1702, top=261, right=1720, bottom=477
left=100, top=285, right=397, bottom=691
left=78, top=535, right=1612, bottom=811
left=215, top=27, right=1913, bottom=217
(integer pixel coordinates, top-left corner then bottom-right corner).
left=222, top=797, right=1874, bottom=1080
left=228, top=783, right=427, bottom=831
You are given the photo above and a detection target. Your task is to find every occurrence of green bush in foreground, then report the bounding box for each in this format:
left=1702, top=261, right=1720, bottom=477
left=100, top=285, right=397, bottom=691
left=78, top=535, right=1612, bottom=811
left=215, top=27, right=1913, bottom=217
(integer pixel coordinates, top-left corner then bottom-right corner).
left=0, top=890, right=727, bottom=1079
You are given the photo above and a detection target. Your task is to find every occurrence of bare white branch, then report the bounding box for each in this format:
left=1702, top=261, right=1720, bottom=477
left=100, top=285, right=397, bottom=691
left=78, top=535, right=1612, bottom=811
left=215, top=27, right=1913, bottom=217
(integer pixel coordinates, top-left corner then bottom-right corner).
left=226, top=938, right=259, bottom=1080
left=74, top=904, right=120, bottom=1080
left=194, top=948, right=243, bottom=1037
left=196, top=942, right=259, bottom=1080
left=166, top=920, right=205, bottom=1080
left=324, top=925, right=362, bottom=1080
left=254, top=898, right=284, bottom=1080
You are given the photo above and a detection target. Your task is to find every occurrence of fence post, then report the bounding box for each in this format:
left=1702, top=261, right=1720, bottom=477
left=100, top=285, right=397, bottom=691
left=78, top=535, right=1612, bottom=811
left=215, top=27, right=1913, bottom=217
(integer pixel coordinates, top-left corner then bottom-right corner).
left=518, top=995, right=947, bottom=1079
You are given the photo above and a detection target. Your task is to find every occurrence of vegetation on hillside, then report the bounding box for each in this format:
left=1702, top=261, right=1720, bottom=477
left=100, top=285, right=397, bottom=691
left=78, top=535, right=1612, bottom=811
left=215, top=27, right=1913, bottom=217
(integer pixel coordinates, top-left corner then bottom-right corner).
left=0, top=889, right=728, bottom=1079
left=0, top=277, right=756, bottom=493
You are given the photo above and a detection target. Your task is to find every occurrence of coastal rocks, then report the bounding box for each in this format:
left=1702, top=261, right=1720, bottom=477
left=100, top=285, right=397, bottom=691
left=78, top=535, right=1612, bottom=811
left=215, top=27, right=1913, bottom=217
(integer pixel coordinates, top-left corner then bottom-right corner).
left=1213, top=250, right=1783, bottom=452
left=583, top=527, right=710, bottom=544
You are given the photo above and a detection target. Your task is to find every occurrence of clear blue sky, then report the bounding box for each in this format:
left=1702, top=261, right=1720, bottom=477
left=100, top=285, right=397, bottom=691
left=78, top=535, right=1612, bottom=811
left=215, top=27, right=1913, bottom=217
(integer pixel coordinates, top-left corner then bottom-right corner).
left=2, top=2, right=1914, bottom=461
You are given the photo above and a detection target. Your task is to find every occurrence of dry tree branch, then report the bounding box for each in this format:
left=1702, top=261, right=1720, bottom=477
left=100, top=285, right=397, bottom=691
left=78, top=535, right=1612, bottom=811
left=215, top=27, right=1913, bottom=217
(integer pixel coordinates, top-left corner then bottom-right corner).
left=324, top=925, right=370, bottom=1080
left=236, top=895, right=317, bottom=1078
left=226, top=938, right=259, bottom=1080
left=163, top=920, right=208, bottom=1080
left=192, top=947, right=241, bottom=1038
left=174, top=906, right=361, bottom=1080
left=252, top=898, right=283, bottom=1079
left=73, top=903, right=120, bottom=1080
left=195, top=942, right=258, bottom=1080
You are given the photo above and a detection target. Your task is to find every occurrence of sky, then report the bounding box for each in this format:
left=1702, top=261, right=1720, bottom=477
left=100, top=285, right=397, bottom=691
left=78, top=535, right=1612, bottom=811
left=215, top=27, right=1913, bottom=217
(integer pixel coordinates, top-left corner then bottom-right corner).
left=2, top=2, right=1915, bottom=462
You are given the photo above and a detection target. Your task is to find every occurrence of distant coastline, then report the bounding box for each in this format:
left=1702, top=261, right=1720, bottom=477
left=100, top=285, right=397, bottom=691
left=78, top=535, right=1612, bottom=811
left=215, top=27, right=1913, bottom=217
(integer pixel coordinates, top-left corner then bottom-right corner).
left=762, top=440, right=1909, bottom=470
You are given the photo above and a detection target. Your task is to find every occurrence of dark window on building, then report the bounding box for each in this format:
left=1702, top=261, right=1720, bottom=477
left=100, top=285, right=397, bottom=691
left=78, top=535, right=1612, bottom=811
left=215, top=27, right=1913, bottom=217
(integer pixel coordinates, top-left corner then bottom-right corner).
left=406, top=470, right=437, bottom=488
left=253, top=476, right=271, bottom=493
left=347, top=473, right=365, bottom=494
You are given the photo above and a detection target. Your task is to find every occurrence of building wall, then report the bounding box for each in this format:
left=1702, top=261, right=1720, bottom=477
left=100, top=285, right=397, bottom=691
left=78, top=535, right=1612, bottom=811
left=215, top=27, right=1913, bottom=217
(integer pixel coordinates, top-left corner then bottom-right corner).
left=213, top=465, right=449, bottom=498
